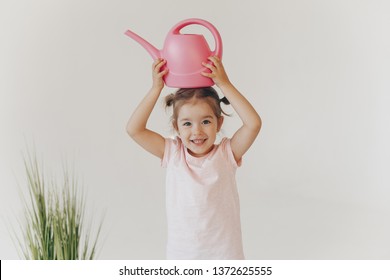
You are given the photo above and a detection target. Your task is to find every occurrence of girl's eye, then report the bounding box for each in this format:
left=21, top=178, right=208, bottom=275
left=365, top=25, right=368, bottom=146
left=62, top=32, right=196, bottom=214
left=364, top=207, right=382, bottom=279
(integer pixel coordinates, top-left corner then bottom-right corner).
left=183, top=122, right=191, bottom=126
left=202, top=120, right=211, bottom=124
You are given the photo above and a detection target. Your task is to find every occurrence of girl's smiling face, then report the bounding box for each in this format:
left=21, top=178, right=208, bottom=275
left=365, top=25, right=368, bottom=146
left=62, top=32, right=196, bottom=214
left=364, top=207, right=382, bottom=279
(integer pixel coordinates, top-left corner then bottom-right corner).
left=176, top=99, right=224, bottom=157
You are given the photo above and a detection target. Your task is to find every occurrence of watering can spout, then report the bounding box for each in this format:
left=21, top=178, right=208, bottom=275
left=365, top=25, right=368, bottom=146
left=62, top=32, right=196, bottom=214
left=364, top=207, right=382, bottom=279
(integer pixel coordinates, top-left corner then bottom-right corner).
left=125, top=30, right=160, bottom=60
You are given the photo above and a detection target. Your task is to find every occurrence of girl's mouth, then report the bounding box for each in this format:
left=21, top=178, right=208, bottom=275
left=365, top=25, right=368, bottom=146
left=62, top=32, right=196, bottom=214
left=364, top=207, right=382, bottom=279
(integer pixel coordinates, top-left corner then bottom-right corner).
left=190, top=139, right=207, bottom=145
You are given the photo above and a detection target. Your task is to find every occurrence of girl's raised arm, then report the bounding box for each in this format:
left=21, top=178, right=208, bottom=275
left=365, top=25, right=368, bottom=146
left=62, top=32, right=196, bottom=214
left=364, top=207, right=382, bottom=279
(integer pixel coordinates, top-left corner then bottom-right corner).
left=202, top=56, right=262, bottom=163
left=126, top=59, right=168, bottom=159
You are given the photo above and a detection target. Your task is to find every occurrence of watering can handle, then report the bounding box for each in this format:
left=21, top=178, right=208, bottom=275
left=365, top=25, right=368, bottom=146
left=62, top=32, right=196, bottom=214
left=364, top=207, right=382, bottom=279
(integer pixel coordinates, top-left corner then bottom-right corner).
left=169, top=18, right=223, bottom=59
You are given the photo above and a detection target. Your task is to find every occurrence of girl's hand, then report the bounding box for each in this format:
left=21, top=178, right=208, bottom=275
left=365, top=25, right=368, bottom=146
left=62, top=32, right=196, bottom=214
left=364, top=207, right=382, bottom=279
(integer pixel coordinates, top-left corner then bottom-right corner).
left=152, top=58, right=168, bottom=90
left=201, top=56, right=231, bottom=88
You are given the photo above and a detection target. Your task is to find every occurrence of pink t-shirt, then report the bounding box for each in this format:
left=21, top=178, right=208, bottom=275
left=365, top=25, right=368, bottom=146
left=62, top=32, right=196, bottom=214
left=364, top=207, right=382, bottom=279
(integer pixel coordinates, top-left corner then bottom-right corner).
left=162, top=137, right=245, bottom=260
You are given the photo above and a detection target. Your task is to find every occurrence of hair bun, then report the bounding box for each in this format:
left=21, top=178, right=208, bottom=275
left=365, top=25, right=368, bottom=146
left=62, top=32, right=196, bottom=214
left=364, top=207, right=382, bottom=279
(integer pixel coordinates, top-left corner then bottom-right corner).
left=220, top=96, right=230, bottom=105
left=165, top=93, right=175, bottom=107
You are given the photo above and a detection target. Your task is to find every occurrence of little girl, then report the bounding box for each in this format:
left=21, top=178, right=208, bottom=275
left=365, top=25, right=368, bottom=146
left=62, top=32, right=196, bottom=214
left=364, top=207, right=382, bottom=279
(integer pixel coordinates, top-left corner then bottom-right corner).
left=126, top=56, right=261, bottom=259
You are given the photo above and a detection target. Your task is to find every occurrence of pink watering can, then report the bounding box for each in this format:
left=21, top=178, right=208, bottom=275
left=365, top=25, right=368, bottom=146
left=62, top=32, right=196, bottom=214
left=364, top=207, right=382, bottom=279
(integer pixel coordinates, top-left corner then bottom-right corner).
left=125, top=18, right=223, bottom=88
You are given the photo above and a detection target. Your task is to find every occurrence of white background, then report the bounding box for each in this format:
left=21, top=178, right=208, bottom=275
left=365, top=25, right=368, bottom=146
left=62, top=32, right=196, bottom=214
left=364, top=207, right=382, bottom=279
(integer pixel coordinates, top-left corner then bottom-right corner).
left=1, top=0, right=389, bottom=259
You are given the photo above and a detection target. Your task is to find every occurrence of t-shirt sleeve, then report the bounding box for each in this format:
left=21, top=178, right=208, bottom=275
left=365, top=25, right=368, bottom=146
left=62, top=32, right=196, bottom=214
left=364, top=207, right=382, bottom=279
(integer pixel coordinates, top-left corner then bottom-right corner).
left=161, top=137, right=179, bottom=168
left=221, top=137, right=242, bottom=168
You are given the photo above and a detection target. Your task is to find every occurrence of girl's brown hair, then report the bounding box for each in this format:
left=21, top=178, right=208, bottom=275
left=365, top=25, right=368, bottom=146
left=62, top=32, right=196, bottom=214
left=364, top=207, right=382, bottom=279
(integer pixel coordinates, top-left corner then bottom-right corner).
left=165, top=87, right=230, bottom=129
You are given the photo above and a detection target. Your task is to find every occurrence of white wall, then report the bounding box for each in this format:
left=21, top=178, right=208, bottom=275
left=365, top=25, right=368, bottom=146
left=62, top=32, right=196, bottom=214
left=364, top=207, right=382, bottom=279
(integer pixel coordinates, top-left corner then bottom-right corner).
left=1, top=0, right=389, bottom=259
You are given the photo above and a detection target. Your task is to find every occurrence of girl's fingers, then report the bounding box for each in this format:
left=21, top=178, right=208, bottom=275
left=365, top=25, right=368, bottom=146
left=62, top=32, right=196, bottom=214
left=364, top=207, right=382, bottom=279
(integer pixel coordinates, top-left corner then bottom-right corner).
left=201, top=62, right=209, bottom=68
left=202, top=61, right=216, bottom=72
left=158, top=68, right=169, bottom=77
left=157, top=62, right=166, bottom=72
left=207, top=56, right=220, bottom=65
left=201, top=71, right=212, bottom=77
left=153, top=58, right=166, bottom=70
left=152, top=58, right=161, bottom=68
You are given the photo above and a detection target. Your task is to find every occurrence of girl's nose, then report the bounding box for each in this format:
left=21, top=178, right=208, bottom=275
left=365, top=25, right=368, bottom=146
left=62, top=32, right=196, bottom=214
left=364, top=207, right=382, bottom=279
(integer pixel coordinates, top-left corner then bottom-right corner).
left=192, top=124, right=202, bottom=134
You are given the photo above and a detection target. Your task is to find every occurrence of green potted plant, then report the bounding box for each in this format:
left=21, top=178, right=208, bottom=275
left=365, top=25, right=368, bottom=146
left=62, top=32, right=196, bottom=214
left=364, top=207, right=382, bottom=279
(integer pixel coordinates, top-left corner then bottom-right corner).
left=13, top=150, right=104, bottom=260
